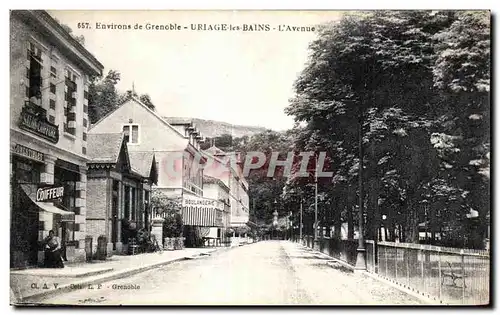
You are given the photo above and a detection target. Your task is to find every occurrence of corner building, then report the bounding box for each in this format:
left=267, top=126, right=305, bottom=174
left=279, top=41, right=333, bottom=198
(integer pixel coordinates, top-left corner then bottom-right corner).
left=10, top=10, right=103, bottom=267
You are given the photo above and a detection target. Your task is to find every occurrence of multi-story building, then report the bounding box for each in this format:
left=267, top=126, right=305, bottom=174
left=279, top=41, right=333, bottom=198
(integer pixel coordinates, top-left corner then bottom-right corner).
left=89, top=98, right=224, bottom=241
left=202, top=175, right=231, bottom=241
left=203, top=146, right=250, bottom=228
left=10, top=10, right=104, bottom=267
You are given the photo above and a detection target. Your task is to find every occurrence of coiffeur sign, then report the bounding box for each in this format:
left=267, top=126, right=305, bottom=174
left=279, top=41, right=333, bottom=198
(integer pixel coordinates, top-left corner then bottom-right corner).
left=36, top=186, right=64, bottom=202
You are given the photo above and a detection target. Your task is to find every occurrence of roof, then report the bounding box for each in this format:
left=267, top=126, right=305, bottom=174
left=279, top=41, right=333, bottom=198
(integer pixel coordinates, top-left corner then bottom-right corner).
left=89, top=96, right=187, bottom=140
left=86, top=132, right=125, bottom=163
left=14, top=11, right=104, bottom=77
left=204, top=145, right=226, bottom=156
left=129, top=151, right=155, bottom=178
left=203, top=175, right=230, bottom=191
left=163, top=117, right=194, bottom=125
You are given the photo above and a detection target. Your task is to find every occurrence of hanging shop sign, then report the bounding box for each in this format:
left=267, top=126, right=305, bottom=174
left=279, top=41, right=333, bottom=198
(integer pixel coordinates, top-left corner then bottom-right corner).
left=12, top=144, right=44, bottom=162
left=183, top=197, right=216, bottom=207
left=36, top=185, right=65, bottom=202
left=19, top=101, right=59, bottom=143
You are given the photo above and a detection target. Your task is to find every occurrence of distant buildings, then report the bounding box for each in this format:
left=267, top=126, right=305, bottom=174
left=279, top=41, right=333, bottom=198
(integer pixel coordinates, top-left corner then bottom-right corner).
left=203, top=146, right=250, bottom=228
left=10, top=10, right=104, bottom=267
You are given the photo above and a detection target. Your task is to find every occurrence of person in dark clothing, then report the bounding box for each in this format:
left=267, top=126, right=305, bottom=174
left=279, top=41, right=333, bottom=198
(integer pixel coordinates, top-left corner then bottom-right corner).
left=43, top=230, right=64, bottom=268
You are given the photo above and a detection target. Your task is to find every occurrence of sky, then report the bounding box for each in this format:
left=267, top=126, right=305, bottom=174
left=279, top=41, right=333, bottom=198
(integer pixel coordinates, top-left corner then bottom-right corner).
left=48, top=10, right=343, bottom=131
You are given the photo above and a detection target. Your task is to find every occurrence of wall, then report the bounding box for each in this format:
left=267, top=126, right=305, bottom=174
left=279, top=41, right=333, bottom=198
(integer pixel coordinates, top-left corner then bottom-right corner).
left=10, top=15, right=89, bottom=159
left=90, top=99, right=189, bottom=190
left=85, top=176, right=109, bottom=255
left=10, top=13, right=96, bottom=265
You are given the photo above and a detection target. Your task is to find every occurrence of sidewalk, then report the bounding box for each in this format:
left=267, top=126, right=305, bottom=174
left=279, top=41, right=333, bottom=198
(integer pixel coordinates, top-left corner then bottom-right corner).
left=10, top=247, right=222, bottom=304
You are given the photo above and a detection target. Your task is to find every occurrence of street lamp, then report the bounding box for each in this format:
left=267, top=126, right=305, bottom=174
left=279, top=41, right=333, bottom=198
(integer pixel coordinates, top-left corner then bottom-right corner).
left=299, top=198, right=303, bottom=242
left=273, top=199, right=278, bottom=240
left=354, top=109, right=366, bottom=271
left=314, top=154, right=319, bottom=248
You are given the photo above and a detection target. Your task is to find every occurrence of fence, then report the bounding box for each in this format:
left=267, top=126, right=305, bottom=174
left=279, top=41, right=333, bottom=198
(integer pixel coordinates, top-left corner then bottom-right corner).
left=298, top=236, right=490, bottom=305
left=373, top=241, right=490, bottom=305
left=302, top=235, right=359, bottom=266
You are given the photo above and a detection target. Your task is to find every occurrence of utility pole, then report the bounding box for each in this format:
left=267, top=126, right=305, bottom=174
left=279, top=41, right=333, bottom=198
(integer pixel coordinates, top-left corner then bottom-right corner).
left=299, top=199, right=303, bottom=241
left=314, top=154, right=319, bottom=248
left=355, top=109, right=367, bottom=271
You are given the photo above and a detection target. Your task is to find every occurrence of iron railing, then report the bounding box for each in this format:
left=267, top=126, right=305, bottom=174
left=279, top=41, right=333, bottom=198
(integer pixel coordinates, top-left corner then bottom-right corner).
left=297, top=236, right=489, bottom=305
left=373, top=241, right=490, bottom=305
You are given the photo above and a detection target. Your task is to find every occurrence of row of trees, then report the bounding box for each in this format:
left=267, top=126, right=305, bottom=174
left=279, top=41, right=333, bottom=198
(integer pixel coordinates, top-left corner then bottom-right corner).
left=280, top=11, right=490, bottom=249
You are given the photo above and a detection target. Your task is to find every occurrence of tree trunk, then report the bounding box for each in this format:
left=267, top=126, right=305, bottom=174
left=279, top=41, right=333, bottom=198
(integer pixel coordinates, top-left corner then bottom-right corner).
left=334, top=194, right=342, bottom=240
left=403, top=194, right=419, bottom=243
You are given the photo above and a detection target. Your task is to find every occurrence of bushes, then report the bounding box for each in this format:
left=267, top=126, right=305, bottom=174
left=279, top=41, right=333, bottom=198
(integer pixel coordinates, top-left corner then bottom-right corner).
left=163, top=213, right=183, bottom=238
left=121, top=218, right=137, bottom=244
left=183, top=225, right=204, bottom=248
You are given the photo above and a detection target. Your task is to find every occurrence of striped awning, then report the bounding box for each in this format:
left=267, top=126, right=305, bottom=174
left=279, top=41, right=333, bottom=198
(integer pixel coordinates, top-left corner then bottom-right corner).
left=181, top=195, right=224, bottom=227
left=182, top=206, right=223, bottom=227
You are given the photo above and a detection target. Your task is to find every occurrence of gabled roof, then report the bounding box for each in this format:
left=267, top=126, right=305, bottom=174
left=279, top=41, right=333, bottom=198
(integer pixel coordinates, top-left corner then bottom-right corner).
left=87, top=132, right=126, bottom=164
left=89, top=96, right=187, bottom=140
left=204, top=145, right=226, bottom=156
left=129, top=151, right=155, bottom=178
left=203, top=175, right=230, bottom=191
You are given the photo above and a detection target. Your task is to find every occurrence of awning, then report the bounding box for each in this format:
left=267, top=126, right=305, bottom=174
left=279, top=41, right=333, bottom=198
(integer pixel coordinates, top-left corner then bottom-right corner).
left=182, top=206, right=223, bottom=227
left=20, top=184, right=75, bottom=220
left=181, top=195, right=225, bottom=227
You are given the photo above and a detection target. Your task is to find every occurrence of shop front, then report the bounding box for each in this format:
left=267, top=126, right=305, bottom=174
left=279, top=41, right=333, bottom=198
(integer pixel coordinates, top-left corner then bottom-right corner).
left=86, top=133, right=157, bottom=256
left=10, top=138, right=87, bottom=268
left=181, top=195, right=225, bottom=247
left=10, top=146, right=76, bottom=268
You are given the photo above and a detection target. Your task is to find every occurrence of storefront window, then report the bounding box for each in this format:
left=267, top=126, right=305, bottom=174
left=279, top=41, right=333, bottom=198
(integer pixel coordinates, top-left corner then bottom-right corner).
left=54, top=166, right=79, bottom=242
left=13, top=157, right=41, bottom=184
left=124, top=185, right=130, bottom=219
left=131, top=187, right=136, bottom=221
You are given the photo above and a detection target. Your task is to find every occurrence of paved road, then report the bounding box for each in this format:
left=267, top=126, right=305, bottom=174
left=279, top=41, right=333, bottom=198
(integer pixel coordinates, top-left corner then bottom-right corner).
left=41, top=241, right=424, bottom=305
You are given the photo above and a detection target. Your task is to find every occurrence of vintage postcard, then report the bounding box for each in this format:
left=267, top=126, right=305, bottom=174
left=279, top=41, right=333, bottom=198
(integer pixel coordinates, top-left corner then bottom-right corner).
left=9, top=9, right=490, bottom=306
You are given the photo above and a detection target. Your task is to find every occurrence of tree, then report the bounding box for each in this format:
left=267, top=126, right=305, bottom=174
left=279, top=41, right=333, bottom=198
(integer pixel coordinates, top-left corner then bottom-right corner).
left=53, top=18, right=86, bottom=46
left=139, top=94, right=155, bottom=111
left=150, top=189, right=181, bottom=217
left=284, top=10, right=490, bottom=247
left=88, top=70, right=122, bottom=124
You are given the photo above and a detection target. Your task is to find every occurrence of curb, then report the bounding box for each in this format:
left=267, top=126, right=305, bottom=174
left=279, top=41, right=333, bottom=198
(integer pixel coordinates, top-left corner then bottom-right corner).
left=362, top=272, right=443, bottom=305
left=15, top=256, right=189, bottom=305
left=14, top=247, right=227, bottom=305
left=11, top=267, right=115, bottom=279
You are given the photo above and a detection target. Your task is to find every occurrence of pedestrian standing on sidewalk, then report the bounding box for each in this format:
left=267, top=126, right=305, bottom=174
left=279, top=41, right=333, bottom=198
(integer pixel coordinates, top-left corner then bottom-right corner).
left=43, top=230, right=64, bottom=268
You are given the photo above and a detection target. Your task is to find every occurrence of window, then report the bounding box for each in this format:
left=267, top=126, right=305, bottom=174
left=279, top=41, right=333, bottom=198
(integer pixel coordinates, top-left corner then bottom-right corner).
left=122, top=124, right=140, bottom=144
left=64, top=68, right=78, bottom=135
left=131, top=188, right=136, bottom=220
left=50, top=83, right=56, bottom=94
left=124, top=186, right=130, bottom=219
left=27, top=42, right=43, bottom=104
left=50, top=55, right=58, bottom=78
left=54, top=167, right=79, bottom=242
left=50, top=66, right=57, bottom=78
